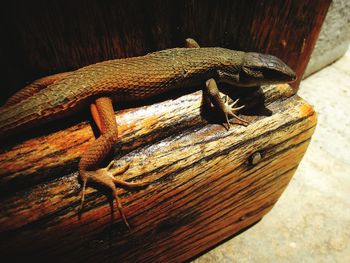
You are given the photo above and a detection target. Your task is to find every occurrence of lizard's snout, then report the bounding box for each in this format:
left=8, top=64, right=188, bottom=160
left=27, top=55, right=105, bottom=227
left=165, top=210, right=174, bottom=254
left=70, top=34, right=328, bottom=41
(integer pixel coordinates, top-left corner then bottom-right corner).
left=262, top=54, right=297, bottom=82
left=283, top=63, right=297, bottom=82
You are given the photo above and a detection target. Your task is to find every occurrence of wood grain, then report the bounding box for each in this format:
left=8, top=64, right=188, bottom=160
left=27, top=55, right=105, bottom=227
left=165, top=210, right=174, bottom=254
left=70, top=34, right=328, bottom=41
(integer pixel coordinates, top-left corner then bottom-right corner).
left=0, top=0, right=330, bottom=104
left=0, top=84, right=316, bottom=262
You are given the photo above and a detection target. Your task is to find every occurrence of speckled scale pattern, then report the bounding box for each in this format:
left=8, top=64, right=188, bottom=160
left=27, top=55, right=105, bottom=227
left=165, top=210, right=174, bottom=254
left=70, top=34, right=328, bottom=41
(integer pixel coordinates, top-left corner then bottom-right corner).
left=79, top=98, right=117, bottom=172
left=0, top=47, right=243, bottom=136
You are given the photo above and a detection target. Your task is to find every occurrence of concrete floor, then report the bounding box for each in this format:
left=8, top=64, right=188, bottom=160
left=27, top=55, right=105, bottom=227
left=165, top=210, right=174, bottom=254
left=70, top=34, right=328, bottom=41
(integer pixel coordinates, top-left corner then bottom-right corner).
left=193, top=48, right=350, bottom=263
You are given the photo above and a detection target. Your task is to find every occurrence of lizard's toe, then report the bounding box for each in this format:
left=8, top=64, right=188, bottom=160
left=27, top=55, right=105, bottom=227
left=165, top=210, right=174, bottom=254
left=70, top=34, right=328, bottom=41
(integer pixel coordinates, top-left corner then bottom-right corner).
left=223, top=102, right=249, bottom=129
left=79, top=161, right=148, bottom=229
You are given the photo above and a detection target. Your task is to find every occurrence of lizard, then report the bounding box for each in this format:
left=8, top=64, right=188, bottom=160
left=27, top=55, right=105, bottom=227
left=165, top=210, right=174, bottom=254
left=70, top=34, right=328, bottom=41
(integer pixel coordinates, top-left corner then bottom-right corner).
left=0, top=38, right=296, bottom=228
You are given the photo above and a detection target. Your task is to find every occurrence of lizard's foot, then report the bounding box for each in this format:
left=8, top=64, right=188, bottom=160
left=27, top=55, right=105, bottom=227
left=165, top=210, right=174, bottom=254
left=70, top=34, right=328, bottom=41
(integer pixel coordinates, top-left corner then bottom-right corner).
left=222, top=95, right=249, bottom=129
left=204, top=78, right=249, bottom=130
left=80, top=160, right=149, bottom=229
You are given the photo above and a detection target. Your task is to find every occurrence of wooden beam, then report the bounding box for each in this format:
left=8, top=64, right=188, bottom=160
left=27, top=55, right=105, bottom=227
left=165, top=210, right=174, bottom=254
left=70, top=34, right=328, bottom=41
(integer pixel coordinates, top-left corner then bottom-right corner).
left=0, top=84, right=316, bottom=262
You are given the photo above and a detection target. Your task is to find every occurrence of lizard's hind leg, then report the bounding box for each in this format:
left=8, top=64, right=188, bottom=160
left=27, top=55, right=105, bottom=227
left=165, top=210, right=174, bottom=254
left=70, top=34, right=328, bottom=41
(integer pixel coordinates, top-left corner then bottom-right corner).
left=185, top=38, right=200, bottom=48
left=79, top=97, right=148, bottom=229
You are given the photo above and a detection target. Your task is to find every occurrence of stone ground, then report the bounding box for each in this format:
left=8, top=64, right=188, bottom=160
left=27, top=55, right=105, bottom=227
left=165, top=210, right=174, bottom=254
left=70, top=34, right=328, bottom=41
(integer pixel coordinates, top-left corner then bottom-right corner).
left=192, top=48, right=350, bottom=263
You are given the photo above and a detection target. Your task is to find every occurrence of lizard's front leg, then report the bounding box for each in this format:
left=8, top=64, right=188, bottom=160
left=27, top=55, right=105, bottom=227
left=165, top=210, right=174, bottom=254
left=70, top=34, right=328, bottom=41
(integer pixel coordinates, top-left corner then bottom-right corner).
left=79, top=97, right=148, bottom=229
left=204, top=78, right=249, bottom=129
left=184, top=38, right=248, bottom=128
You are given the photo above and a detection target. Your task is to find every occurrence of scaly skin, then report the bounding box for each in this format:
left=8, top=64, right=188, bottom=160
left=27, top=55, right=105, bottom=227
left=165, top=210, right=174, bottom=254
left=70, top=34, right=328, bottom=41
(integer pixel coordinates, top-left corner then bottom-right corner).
left=3, top=72, right=72, bottom=107
left=0, top=40, right=296, bottom=228
left=0, top=47, right=295, bottom=136
left=0, top=48, right=245, bottom=136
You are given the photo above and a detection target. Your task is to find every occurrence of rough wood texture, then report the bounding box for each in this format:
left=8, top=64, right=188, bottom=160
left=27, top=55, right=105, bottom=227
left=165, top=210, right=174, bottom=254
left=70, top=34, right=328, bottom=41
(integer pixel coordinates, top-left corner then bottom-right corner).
left=0, top=0, right=330, bottom=104
left=0, top=84, right=316, bottom=262
left=0, top=1, right=324, bottom=261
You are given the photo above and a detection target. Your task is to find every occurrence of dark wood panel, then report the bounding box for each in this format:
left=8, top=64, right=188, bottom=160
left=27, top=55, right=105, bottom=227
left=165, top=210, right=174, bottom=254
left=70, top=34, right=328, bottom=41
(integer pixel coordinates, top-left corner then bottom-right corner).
left=0, top=0, right=330, bottom=103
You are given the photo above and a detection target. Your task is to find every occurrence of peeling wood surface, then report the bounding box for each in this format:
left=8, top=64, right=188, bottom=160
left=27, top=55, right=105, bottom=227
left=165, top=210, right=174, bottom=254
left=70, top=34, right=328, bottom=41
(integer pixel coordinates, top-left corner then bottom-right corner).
left=0, top=84, right=316, bottom=262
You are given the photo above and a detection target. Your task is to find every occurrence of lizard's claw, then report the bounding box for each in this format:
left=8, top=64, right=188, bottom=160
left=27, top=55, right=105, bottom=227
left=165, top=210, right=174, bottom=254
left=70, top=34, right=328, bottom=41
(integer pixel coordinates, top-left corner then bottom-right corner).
left=80, top=160, right=149, bottom=229
left=222, top=97, right=249, bottom=130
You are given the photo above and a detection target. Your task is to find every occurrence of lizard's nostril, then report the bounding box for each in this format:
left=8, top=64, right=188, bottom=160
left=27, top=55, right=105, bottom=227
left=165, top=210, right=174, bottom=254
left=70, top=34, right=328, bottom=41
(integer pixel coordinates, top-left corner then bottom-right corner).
left=291, top=72, right=297, bottom=81
left=285, top=66, right=296, bottom=81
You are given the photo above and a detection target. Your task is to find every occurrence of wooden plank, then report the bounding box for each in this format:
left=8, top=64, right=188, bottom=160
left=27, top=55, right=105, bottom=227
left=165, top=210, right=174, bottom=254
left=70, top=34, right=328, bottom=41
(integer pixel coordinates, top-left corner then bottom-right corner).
left=0, top=84, right=317, bottom=262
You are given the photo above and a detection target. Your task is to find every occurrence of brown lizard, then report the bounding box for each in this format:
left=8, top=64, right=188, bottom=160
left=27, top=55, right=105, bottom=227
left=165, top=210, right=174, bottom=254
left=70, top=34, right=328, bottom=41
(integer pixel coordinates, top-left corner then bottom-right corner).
left=0, top=39, right=296, bottom=228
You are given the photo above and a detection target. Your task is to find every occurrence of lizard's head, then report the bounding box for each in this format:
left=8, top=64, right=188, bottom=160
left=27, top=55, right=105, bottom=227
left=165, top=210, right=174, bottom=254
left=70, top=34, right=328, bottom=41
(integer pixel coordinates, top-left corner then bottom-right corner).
left=219, top=52, right=296, bottom=87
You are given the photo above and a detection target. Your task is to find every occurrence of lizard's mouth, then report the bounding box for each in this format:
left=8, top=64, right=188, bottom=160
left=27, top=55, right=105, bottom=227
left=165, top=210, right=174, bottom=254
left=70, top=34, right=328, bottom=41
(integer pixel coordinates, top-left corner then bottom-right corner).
left=263, top=66, right=297, bottom=82
left=281, top=66, right=297, bottom=82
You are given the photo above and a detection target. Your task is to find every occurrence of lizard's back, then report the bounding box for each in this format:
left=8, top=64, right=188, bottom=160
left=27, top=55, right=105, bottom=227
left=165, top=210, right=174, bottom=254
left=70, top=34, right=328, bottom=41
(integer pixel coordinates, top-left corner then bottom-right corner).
left=0, top=47, right=242, bottom=136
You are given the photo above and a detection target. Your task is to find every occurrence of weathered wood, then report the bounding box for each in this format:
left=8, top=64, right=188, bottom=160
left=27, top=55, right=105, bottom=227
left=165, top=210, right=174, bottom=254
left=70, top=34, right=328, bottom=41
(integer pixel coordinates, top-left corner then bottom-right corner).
left=0, top=84, right=316, bottom=262
left=0, top=0, right=330, bottom=104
